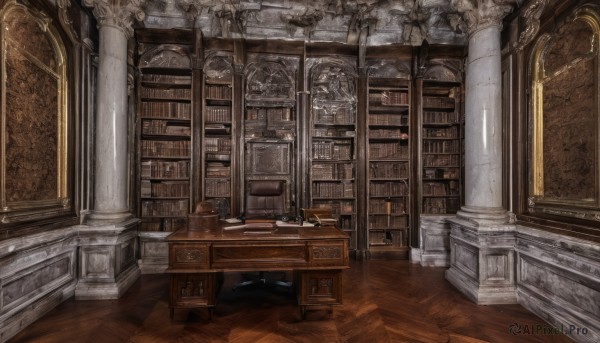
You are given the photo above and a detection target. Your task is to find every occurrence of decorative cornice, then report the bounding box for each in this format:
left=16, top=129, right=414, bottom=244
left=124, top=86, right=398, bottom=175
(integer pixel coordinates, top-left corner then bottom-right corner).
left=83, top=0, right=147, bottom=39
left=514, top=0, right=547, bottom=51
left=451, top=0, right=518, bottom=36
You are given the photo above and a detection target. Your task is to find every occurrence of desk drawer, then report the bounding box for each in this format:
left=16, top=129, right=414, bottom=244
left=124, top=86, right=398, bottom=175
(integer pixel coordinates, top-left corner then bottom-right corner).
left=212, top=243, right=306, bottom=268
left=307, top=241, right=348, bottom=267
left=169, top=243, right=210, bottom=269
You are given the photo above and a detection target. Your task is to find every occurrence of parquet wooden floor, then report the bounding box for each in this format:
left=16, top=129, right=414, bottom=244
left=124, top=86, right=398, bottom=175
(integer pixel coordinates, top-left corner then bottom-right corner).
left=9, top=260, right=572, bottom=343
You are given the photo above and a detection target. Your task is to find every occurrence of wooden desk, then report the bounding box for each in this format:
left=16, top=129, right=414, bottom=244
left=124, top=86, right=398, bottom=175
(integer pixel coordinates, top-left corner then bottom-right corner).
left=166, top=225, right=349, bottom=318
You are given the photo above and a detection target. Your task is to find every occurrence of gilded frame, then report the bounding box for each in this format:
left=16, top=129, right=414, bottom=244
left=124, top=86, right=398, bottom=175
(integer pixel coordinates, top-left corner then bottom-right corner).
left=528, top=4, right=600, bottom=219
left=0, top=0, right=69, bottom=222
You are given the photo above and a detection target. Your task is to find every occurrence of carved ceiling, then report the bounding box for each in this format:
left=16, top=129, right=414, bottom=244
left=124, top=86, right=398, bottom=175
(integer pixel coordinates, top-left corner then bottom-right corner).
left=141, top=0, right=472, bottom=46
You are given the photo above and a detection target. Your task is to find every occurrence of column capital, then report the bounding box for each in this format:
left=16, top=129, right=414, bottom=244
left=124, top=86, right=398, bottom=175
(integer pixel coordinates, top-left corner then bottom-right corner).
left=451, top=0, right=518, bottom=36
left=83, top=0, right=146, bottom=39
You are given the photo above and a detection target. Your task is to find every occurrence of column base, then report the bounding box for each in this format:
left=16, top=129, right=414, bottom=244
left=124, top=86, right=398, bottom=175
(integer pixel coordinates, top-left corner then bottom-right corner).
left=446, top=209, right=517, bottom=305
left=75, top=218, right=141, bottom=300
left=83, top=210, right=134, bottom=226
left=456, top=205, right=511, bottom=227
left=75, top=264, right=141, bottom=300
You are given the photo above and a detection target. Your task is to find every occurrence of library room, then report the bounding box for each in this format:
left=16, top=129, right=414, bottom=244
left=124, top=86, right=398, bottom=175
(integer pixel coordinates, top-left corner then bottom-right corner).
left=1, top=0, right=598, bottom=342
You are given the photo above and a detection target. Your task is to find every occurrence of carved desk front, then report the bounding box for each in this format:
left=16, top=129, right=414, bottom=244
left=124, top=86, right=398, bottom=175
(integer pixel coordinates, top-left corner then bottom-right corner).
left=166, top=225, right=350, bottom=319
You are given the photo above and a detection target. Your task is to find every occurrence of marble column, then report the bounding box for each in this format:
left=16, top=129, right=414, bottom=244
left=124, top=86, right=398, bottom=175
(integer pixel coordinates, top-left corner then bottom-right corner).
left=76, top=0, right=146, bottom=300
left=445, top=0, right=519, bottom=305
left=84, top=0, right=145, bottom=223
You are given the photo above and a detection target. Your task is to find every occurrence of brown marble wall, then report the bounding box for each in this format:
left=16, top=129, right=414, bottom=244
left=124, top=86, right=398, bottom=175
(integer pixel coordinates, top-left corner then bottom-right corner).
left=3, top=11, right=60, bottom=203
left=541, top=20, right=596, bottom=201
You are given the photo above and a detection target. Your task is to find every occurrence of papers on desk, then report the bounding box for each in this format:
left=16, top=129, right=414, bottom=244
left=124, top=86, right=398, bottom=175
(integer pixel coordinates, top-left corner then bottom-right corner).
left=224, top=218, right=242, bottom=224
left=275, top=220, right=316, bottom=227
left=223, top=222, right=275, bottom=230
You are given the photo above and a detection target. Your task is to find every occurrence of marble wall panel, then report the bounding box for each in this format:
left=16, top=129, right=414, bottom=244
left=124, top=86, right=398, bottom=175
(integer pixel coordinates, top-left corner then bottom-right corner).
left=451, top=238, right=478, bottom=279
left=519, top=255, right=599, bottom=316
left=419, top=215, right=451, bottom=266
left=2, top=257, right=70, bottom=311
left=80, top=246, right=114, bottom=280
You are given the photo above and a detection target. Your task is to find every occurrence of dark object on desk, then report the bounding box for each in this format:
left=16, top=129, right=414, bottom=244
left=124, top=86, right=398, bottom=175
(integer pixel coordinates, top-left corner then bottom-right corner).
left=234, top=179, right=292, bottom=291
left=188, top=201, right=220, bottom=232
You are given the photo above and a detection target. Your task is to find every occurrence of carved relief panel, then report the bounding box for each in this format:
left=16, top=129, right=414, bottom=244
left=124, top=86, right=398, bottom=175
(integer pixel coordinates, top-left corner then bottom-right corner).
left=529, top=4, right=600, bottom=219
left=0, top=1, right=69, bottom=217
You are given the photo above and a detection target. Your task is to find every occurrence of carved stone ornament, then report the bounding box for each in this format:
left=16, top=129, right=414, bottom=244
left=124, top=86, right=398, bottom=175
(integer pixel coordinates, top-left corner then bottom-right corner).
left=83, top=0, right=147, bottom=39
left=57, top=0, right=79, bottom=43
left=450, top=0, right=518, bottom=35
left=514, top=0, right=547, bottom=51
left=144, top=0, right=468, bottom=45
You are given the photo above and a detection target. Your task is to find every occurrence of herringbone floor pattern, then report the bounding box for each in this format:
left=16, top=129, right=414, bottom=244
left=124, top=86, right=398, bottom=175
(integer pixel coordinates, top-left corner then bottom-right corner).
left=9, top=260, right=571, bottom=342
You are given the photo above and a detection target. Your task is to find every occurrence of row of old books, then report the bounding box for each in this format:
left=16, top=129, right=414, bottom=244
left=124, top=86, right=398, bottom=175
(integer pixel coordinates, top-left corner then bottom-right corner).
left=369, top=142, right=408, bottom=160
left=141, top=160, right=190, bottom=179
left=369, top=161, right=408, bottom=179
left=423, top=140, right=460, bottom=154
left=369, top=91, right=409, bottom=106
left=368, top=215, right=408, bottom=229
left=142, top=140, right=191, bottom=158
left=140, top=102, right=191, bottom=119
left=369, top=128, right=408, bottom=139
left=205, top=106, right=231, bottom=122
left=423, top=111, right=460, bottom=124
left=140, top=180, right=190, bottom=198
left=205, top=85, right=232, bottom=100
left=141, top=199, right=189, bottom=217
left=312, top=163, right=354, bottom=180
left=205, top=162, right=230, bottom=178
left=205, top=179, right=230, bottom=197
left=369, top=181, right=408, bottom=197
left=423, top=154, right=460, bottom=167
left=204, top=137, right=231, bottom=153
left=423, top=126, right=459, bottom=138
left=312, top=181, right=354, bottom=198
left=140, top=87, right=191, bottom=100
left=368, top=114, right=408, bottom=126
left=368, top=198, right=406, bottom=214
left=141, top=74, right=191, bottom=85
left=423, top=181, right=459, bottom=196
left=422, top=96, right=455, bottom=109
left=142, top=120, right=191, bottom=136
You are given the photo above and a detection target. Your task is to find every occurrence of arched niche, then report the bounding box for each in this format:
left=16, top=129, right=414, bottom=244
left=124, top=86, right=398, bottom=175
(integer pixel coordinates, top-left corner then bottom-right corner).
left=0, top=0, right=69, bottom=213
left=528, top=4, right=600, bottom=219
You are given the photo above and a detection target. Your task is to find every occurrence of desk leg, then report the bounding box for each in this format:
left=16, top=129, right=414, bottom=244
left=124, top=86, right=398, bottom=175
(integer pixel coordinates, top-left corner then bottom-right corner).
left=169, top=273, right=218, bottom=319
left=296, top=270, right=343, bottom=319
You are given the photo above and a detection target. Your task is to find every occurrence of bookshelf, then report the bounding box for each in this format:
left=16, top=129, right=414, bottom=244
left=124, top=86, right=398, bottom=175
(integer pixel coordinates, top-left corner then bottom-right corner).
left=138, top=71, right=193, bottom=232
left=201, top=54, right=234, bottom=218
left=308, top=60, right=357, bottom=249
left=419, top=80, right=462, bottom=215
left=367, top=77, right=411, bottom=257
